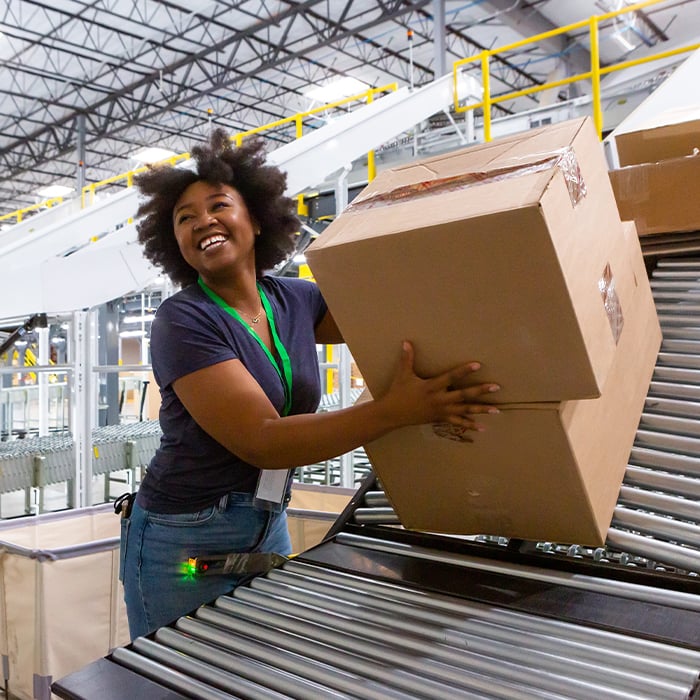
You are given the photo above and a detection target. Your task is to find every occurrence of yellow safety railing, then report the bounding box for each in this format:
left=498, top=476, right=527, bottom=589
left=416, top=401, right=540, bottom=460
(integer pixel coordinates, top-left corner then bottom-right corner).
left=453, top=0, right=700, bottom=141
left=232, top=82, right=396, bottom=171
left=80, top=153, right=191, bottom=208
left=1, top=83, right=397, bottom=226
left=0, top=196, right=64, bottom=225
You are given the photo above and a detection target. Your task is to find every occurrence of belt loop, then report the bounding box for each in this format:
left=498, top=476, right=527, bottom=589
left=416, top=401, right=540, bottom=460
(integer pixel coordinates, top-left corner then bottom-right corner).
left=218, top=493, right=229, bottom=512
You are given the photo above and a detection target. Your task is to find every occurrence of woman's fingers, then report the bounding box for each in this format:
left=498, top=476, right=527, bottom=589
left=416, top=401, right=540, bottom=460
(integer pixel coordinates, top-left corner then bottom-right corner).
left=393, top=341, right=501, bottom=431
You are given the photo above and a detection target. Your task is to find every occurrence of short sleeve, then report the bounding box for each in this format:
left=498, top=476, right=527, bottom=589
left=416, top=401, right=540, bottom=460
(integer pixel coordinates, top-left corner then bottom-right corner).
left=274, top=277, right=327, bottom=326
left=149, top=291, right=239, bottom=389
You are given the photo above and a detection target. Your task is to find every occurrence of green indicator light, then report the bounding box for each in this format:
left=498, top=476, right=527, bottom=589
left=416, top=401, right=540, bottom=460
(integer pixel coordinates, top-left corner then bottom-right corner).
left=181, top=558, right=199, bottom=581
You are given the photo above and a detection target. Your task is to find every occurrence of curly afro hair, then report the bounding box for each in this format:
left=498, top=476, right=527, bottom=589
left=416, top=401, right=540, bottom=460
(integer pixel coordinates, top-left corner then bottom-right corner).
left=134, top=129, right=299, bottom=288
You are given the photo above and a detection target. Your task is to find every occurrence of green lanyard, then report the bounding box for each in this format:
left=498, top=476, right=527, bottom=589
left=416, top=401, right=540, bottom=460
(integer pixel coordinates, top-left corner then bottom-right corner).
left=197, top=277, right=293, bottom=416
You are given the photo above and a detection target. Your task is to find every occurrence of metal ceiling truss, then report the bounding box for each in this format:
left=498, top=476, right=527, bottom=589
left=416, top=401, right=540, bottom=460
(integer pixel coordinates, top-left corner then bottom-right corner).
left=1, top=0, right=697, bottom=217
left=1, top=0, right=448, bottom=210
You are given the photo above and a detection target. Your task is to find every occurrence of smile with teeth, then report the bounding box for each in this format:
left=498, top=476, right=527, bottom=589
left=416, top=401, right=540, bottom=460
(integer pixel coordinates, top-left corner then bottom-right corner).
left=199, top=234, right=227, bottom=251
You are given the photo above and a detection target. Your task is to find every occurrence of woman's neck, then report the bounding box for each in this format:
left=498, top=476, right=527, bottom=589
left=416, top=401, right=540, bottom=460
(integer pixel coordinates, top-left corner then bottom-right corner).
left=199, top=270, right=260, bottom=311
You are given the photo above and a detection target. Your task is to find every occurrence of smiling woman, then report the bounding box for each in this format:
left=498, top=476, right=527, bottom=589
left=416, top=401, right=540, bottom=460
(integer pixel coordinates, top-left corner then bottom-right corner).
left=119, top=128, right=500, bottom=640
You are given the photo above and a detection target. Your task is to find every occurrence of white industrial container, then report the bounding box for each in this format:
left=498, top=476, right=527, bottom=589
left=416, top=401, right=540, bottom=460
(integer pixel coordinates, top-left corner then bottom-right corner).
left=0, top=504, right=128, bottom=700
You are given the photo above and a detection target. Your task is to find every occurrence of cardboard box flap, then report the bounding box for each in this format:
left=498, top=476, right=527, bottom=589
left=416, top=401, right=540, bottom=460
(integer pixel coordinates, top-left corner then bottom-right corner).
left=351, top=118, right=589, bottom=212
left=310, top=168, right=556, bottom=249
left=349, top=148, right=586, bottom=215
left=609, top=152, right=700, bottom=235
left=615, top=114, right=700, bottom=166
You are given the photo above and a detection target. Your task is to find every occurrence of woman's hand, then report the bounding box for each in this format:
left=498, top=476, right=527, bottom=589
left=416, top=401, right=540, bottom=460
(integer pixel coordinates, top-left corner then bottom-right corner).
left=376, top=341, right=500, bottom=433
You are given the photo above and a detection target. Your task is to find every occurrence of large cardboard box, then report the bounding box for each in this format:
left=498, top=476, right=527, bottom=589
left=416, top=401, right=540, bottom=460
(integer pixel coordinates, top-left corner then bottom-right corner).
left=609, top=152, right=700, bottom=236
left=615, top=109, right=700, bottom=167
left=307, top=117, right=626, bottom=404
left=363, top=222, right=660, bottom=545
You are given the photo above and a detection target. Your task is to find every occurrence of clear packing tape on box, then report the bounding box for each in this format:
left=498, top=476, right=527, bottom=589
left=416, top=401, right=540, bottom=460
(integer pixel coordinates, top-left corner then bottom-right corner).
left=347, top=146, right=588, bottom=212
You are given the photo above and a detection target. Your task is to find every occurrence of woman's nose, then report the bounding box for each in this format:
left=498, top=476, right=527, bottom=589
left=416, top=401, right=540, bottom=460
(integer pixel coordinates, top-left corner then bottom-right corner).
left=192, top=213, right=214, bottom=232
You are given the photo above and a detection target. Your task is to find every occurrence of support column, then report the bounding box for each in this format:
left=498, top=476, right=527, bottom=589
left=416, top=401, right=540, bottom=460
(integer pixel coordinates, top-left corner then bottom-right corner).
left=433, top=0, right=447, bottom=77
left=71, top=310, right=97, bottom=508
left=76, top=113, right=86, bottom=193
left=37, top=321, right=49, bottom=437
left=98, top=302, right=120, bottom=427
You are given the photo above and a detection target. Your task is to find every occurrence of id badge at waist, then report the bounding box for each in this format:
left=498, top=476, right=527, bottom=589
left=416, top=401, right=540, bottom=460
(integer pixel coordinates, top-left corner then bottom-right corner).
left=254, top=468, right=290, bottom=510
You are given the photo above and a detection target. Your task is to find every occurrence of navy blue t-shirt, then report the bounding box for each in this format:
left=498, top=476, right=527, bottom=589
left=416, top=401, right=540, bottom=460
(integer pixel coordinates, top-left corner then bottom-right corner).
left=136, top=276, right=327, bottom=513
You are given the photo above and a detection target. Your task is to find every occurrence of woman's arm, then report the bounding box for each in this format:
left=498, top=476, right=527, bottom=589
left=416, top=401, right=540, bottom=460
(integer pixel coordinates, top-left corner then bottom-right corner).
left=173, top=341, right=499, bottom=470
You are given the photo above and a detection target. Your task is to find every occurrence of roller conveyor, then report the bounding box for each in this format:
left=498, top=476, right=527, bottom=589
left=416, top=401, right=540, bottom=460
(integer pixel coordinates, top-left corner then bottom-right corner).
left=53, top=258, right=700, bottom=699
left=0, top=420, right=162, bottom=496
left=53, top=530, right=700, bottom=699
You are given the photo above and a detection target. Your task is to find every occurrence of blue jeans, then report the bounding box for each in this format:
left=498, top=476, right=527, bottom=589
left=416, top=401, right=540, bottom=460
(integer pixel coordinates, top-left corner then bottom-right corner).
left=120, top=491, right=291, bottom=640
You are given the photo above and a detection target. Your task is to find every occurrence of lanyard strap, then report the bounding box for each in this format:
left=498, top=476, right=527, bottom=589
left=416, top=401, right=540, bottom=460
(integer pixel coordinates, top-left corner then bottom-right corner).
left=197, top=277, right=293, bottom=416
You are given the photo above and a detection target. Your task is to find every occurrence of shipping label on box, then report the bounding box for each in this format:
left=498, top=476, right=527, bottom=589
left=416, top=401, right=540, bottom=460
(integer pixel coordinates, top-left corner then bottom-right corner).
left=307, top=117, right=626, bottom=404
left=364, top=221, right=660, bottom=545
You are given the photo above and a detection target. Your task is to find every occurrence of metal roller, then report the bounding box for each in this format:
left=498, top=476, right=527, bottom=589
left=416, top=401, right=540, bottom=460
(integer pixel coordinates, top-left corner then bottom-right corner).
left=353, top=506, right=400, bottom=524
left=606, top=528, right=700, bottom=574
left=658, top=328, right=700, bottom=342
left=613, top=506, right=700, bottom=548
left=652, top=366, right=700, bottom=385
left=643, top=397, right=700, bottom=419
left=111, top=647, right=234, bottom=699
left=638, top=412, right=700, bottom=437
left=625, top=464, right=700, bottom=499
left=660, top=339, right=700, bottom=354
left=648, top=380, right=700, bottom=401
left=362, top=490, right=391, bottom=507
left=629, top=445, right=700, bottom=477
left=634, top=428, right=700, bottom=456
left=656, top=352, right=700, bottom=370
left=617, top=485, right=700, bottom=523
left=655, top=303, right=700, bottom=315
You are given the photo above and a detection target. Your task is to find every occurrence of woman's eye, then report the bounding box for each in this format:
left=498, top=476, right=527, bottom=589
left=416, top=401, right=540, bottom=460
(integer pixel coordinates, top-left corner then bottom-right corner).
left=177, top=214, right=192, bottom=224
left=211, top=201, right=226, bottom=211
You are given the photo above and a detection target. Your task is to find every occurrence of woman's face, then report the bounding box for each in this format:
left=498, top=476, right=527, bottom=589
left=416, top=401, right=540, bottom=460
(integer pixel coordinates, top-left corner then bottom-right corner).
left=172, top=181, right=257, bottom=281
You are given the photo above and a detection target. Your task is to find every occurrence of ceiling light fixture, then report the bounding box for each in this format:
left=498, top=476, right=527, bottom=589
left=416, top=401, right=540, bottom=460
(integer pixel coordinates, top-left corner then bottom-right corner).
left=36, top=184, right=73, bottom=198
left=304, top=76, right=370, bottom=104
left=131, top=147, right=177, bottom=164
